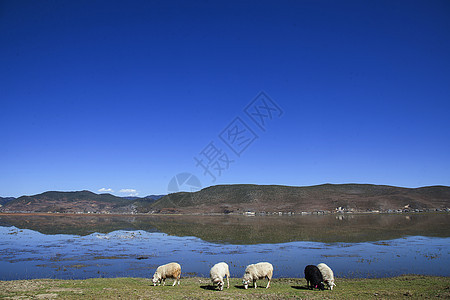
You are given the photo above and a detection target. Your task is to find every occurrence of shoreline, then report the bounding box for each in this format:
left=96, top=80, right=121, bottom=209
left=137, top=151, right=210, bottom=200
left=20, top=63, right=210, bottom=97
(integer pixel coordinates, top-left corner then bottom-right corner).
left=0, top=273, right=447, bottom=282
left=1, top=210, right=449, bottom=217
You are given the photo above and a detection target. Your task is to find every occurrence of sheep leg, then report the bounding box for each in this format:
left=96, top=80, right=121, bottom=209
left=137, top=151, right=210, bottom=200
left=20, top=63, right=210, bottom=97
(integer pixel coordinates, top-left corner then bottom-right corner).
left=226, top=275, right=229, bottom=289
left=162, top=278, right=166, bottom=286
left=266, top=277, right=271, bottom=289
left=254, top=280, right=257, bottom=289
left=172, top=279, right=177, bottom=286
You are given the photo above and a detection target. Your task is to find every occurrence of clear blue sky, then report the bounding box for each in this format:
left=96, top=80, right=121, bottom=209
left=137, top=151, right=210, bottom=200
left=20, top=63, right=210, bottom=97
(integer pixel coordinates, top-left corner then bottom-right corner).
left=1, top=0, right=449, bottom=197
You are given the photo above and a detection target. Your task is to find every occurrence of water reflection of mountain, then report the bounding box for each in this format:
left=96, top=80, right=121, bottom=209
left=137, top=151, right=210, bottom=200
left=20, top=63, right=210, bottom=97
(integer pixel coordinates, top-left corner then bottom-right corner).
left=0, top=213, right=448, bottom=244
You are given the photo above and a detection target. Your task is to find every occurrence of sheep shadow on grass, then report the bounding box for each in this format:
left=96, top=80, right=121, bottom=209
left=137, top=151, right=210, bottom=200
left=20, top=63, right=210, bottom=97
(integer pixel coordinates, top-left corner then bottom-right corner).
left=200, top=285, right=218, bottom=291
left=235, top=285, right=277, bottom=289
left=234, top=285, right=247, bottom=290
left=291, top=285, right=311, bottom=290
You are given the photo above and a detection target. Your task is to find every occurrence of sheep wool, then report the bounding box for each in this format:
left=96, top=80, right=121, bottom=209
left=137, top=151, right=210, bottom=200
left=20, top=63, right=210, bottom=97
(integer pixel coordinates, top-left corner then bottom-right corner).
left=242, top=262, right=273, bottom=289
left=152, top=262, right=181, bottom=286
left=317, top=263, right=336, bottom=290
left=304, top=265, right=325, bottom=290
left=210, top=262, right=231, bottom=291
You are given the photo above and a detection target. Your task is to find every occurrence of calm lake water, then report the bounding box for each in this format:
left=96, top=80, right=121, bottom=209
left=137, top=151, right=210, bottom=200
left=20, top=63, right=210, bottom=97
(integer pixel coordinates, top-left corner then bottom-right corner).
left=0, top=214, right=449, bottom=280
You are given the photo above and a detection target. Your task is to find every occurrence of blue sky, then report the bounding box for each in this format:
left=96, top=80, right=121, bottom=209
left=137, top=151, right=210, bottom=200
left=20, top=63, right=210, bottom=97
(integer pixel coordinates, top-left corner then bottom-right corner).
left=1, top=0, right=449, bottom=197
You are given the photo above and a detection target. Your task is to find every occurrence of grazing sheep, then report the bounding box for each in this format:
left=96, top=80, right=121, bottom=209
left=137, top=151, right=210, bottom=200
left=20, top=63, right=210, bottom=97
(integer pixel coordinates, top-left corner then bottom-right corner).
left=317, top=263, right=336, bottom=290
left=242, top=262, right=273, bottom=289
left=304, top=265, right=324, bottom=290
left=210, top=262, right=230, bottom=291
left=152, top=262, right=181, bottom=286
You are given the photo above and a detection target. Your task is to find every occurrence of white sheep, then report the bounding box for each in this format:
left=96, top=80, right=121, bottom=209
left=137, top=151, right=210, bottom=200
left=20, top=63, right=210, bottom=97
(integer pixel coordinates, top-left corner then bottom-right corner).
left=317, top=263, right=335, bottom=290
left=242, top=262, right=273, bottom=289
left=210, top=262, right=230, bottom=290
left=152, top=262, right=181, bottom=286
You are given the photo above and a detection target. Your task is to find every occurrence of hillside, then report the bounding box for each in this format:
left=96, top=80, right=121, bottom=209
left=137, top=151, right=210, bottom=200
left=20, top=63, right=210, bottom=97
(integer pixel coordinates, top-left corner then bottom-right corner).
left=1, top=184, right=449, bottom=214
left=121, top=195, right=164, bottom=201
left=147, top=184, right=450, bottom=214
left=2, top=191, right=133, bottom=214
left=0, top=197, right=15, bottom=206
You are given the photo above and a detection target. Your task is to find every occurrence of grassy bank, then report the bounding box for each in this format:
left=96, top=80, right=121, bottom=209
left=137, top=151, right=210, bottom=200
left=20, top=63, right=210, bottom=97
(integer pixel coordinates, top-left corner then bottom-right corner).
left=0, top=275, right=449, bottom=299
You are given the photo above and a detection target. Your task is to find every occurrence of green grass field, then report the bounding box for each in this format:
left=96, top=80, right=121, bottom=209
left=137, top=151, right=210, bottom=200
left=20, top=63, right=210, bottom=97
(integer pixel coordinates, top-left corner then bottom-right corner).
left=0, top=275, right=449, bottom=299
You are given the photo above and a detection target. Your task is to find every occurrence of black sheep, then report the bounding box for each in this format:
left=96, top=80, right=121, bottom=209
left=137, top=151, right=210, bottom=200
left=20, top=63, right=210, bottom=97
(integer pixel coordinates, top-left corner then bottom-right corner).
left=304, top=265, right=325, bottom=290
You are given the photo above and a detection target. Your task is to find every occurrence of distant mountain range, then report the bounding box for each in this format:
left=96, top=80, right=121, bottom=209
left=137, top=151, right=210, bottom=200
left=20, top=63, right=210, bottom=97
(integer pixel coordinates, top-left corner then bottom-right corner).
left=0, top=197, right=16, bottom=206
left=0, top=191, right=163, bottom=214
left=121, top=195, right=165, bottom=201
left=1, top=184, right=449, bottom=214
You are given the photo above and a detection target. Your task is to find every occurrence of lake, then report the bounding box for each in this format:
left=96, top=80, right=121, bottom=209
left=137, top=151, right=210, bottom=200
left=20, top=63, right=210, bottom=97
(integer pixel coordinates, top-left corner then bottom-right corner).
left=0, top=213, right=449, bottom=280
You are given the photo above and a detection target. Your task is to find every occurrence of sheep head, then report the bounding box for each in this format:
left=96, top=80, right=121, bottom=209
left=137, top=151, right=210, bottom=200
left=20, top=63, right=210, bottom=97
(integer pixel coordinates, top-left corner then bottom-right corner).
left=315, top=282, right=325, bottom=290
left=152, top=273, right=161, bottom=286
left=242, top=273, right=252, bottom=289
left=242, top=279, right=249, bottom=289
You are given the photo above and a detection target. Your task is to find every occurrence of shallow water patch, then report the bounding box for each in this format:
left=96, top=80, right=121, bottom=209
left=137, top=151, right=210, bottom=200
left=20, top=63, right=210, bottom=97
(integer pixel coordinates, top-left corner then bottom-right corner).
left=1, top=220, right=449, bottom=280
